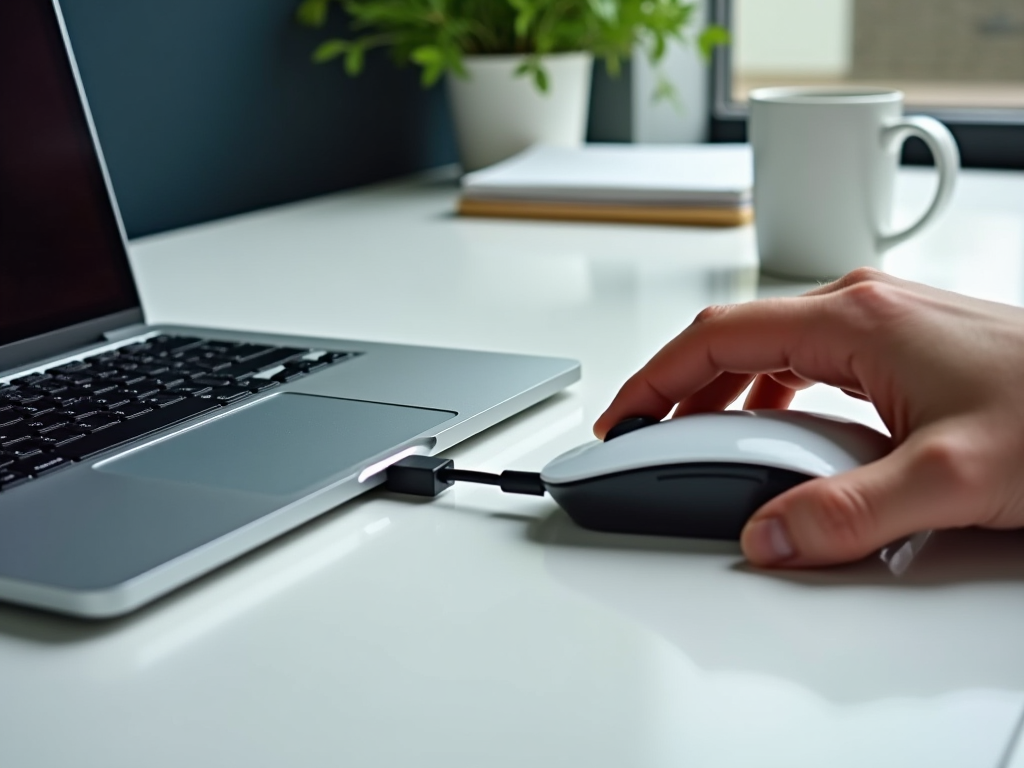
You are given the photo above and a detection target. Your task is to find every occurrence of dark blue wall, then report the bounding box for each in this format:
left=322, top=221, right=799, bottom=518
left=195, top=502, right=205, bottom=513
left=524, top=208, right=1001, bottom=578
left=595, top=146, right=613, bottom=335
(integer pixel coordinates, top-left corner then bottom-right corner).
left=60, top=0, right=458, bottom=238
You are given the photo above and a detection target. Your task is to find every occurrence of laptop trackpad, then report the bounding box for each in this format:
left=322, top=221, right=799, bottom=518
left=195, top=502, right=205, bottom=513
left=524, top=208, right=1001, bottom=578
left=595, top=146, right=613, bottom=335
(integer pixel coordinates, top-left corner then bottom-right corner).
left=96, top=393, right=456, bottom=496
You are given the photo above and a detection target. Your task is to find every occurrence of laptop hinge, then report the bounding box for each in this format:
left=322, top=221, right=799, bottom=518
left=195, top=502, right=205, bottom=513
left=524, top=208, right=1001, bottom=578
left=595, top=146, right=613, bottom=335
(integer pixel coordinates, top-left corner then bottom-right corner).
left=103, top=323, right=150, bottom=343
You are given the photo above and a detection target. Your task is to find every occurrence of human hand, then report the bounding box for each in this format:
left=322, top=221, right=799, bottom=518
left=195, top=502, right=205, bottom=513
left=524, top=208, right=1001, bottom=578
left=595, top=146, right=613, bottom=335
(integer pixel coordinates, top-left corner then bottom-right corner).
left=594, top=268, right=1024, bottom=567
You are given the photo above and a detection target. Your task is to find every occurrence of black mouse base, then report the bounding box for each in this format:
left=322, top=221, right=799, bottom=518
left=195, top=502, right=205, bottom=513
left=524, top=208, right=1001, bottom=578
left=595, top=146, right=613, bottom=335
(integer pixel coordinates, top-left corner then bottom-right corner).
left=546, top=463, right=811, bottom=540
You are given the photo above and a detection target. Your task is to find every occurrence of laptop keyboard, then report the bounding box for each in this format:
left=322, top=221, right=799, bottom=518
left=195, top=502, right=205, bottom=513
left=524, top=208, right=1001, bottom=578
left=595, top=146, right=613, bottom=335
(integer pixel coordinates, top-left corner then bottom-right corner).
left=0, top=334, right=357, bottom=492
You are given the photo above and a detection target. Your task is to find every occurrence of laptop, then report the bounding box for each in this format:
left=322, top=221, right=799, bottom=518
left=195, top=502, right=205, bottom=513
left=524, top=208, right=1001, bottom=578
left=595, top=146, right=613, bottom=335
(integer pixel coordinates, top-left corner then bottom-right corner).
left=0, top=0, right=579, bottom=619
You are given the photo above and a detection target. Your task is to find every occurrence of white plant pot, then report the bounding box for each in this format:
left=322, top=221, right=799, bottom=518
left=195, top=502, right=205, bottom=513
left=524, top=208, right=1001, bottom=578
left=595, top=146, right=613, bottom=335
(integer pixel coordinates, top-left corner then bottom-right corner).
left=446, top=51, right=594, bottom=172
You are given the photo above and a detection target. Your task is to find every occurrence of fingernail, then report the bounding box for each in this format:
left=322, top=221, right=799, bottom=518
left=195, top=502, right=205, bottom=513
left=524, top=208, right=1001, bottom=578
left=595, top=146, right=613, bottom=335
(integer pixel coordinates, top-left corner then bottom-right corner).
left=744, top=517, right=796, bottom=565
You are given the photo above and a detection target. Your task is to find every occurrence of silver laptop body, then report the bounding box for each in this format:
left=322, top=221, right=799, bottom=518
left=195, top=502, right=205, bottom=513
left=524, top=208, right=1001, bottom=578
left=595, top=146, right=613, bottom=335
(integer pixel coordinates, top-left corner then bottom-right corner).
left=0, top=1, right=579, bottom=618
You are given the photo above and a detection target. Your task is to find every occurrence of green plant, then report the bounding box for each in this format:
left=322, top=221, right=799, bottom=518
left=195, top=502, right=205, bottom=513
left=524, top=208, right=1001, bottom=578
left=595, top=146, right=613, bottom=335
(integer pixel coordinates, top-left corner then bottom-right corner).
left=296, top=0, right=728, bottom=93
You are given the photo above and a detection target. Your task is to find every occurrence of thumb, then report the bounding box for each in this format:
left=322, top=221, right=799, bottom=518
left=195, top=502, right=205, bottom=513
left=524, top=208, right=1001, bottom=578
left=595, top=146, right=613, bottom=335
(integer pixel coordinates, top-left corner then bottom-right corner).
left=740, top=436, right=979, bottom=567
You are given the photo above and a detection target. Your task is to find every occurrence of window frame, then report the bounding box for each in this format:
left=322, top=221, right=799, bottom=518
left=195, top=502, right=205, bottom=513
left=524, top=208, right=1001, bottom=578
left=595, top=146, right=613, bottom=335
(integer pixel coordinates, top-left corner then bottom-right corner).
left=707, top=0, right=1024, bottom=170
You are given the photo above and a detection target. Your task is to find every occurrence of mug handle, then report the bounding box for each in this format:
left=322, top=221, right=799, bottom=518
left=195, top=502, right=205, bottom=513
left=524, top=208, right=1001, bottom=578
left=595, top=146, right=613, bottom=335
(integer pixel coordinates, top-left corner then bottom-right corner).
left=878, top=116, right=960, bottom=251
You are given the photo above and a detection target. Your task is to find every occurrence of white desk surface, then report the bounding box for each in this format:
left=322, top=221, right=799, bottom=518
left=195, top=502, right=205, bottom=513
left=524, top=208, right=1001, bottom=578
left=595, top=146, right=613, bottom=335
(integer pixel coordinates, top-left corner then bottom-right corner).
left=2, top=167, right=1024, bottom=767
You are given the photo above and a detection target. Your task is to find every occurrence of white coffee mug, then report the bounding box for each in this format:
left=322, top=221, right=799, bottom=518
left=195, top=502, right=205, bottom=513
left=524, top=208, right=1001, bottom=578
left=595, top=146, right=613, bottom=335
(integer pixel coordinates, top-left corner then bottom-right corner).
left=749, top=87, right=960, bottom=280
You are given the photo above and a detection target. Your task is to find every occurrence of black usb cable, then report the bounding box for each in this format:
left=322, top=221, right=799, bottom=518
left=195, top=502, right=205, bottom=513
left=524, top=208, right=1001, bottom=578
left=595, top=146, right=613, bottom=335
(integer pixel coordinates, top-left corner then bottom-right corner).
left=384, top=455, right=545, bottom=498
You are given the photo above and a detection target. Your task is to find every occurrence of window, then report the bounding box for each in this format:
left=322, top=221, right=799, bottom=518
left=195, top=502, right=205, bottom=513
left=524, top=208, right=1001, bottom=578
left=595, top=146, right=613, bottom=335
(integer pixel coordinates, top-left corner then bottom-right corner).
left=709, top=0, right=1024, bottom=169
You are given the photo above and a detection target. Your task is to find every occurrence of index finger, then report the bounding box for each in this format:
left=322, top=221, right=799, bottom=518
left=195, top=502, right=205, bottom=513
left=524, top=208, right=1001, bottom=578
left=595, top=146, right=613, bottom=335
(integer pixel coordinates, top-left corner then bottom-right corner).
left=593, top=294, right=868, bottom=438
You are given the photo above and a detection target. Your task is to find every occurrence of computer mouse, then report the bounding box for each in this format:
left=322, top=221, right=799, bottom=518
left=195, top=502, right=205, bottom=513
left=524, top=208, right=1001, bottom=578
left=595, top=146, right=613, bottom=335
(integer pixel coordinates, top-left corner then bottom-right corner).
left=539, top=410, right=892, bottom=540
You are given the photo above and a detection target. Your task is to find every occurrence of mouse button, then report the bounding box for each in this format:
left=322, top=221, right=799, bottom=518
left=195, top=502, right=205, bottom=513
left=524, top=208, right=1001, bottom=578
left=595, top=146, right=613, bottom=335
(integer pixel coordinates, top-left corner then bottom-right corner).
left=604, top=416, right=661, bottom=441
left=540, top=440, right=606, bottom=485
left=749, top=410, right=892, bottom=470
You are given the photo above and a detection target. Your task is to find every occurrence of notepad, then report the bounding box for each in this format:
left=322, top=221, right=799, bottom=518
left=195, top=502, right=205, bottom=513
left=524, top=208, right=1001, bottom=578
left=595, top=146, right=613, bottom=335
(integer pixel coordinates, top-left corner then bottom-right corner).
left=458, top=143, right=754, bottom=227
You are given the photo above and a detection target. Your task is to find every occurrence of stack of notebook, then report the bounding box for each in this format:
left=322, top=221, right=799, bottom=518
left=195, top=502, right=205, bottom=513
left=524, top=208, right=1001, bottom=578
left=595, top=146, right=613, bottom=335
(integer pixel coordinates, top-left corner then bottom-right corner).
left=458, top=143, right=753, bottom=227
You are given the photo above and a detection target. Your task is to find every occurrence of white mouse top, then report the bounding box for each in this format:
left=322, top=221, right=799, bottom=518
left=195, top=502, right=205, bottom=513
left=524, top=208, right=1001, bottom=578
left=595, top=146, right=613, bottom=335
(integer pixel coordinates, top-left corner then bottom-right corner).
left=541, top=410, right=892, bottom=485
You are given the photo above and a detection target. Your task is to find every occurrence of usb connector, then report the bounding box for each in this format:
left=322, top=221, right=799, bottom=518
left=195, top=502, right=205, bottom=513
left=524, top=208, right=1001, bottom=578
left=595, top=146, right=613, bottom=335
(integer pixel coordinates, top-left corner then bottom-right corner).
left=384, top=456, right=545, bottom=497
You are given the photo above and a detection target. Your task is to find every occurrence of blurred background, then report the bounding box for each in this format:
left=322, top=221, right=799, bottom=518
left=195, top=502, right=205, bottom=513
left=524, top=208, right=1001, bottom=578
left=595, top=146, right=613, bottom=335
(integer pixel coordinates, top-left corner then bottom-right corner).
left=731, top=0, right=1024, bottom=109
left=60, top=0, right=1023, bottom=239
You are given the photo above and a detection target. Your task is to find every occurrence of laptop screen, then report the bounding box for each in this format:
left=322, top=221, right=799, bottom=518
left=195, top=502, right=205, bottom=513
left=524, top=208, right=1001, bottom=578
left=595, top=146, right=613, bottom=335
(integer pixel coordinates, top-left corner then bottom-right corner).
left=0, top=0, right=140, bottom=349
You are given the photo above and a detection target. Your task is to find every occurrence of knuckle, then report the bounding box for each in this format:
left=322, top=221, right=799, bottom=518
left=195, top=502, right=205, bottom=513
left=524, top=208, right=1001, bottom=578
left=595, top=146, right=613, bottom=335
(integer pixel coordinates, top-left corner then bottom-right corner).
left=842, top=266, right=886, bottom=286
left=914, top=434, right=986, bottom=496
left=840, top=279, right=909, bottom=328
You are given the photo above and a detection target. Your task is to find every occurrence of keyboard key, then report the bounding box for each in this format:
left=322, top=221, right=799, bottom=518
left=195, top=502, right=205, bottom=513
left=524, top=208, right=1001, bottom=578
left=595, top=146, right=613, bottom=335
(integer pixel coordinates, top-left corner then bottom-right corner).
left=0, top=412, right=22, bottom=428
left=16, top=401, right=56, bottom=417
left=134, top=363, right=170, bottom=376
left=7, top=440, right=47, bottom=458
left=2, top=390, right=44, bottom=404
left=247, top=379, right=280, bottom=393
left=38, top=429, right=84, bottom=447
left=117, top=353, right=158, bottom=365
left=149, top=335, right=203, bottom=353
left=119, top=382, right=162, bottom=399
left=59, top=403, right=102, bottom=420
left=50, top=390, right=88, bottom=406
left=198, top=386, right=250, bottom=403
left=168, top=383, right=212, bottom=397
left=105, top=372, right=148, bottom=386
left=192, top=359, right=232, bottom=373
left=166, top=363, right=208, bottom=378
left=56, top=398, right=221, bottom=461
left=32, top=380, right=69, bottom=394
left=0, top=469, right=30, bottom=491
left=91, top=392, right=132, bottom=410
left=23, top=413, right=68, bottom=432
left=84, top=351, right=121, bottom=364
left=9, top=373, right=51, bottom=387
left=109, top=403, right=153, bottom=420
left=139, top=393, right=185, bottom=408
left=82, top=362, right=118, bottom=376
left=150, top=374, right=186, bottom=389
left=190, top=375, right=235, bottom=388
left=196, top=341, right=238, bottom=355
left=46, top=361, right=91, bottom=375
left=230, top=344, right=273, bottom=361
left=14, top=454, right=72, bottom=477
left=179, top=350, right=225, bottom=363
left=52, top=372, right=94, bottom=386
left=77, top=380, right=119, bottom=395
left=0, top=424, right=33, bottom=447
left=75, top=413, right=122, bottom=432
left=253, top=346, right=306, bottom=366
left=0, top=452, right=15, bottom=469
left=119, top=341, right=153, bottom=354
left=221, top=347, right=307, bottom=378
left=271, top=366, right=308, bottom=383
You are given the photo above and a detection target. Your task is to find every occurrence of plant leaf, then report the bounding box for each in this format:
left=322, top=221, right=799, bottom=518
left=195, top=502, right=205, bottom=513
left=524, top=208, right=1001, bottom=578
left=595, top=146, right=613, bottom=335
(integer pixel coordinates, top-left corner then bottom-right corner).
left=295, top=0, right=330, bottom=28
left=534, top=65, right=549, bottom=93
left=410, top=44, right=444, bottom=67
left=411, top=45, right=446, bottom=87
left=698, top=24, right=730, bottom=62
left=312, top=38, right=349, bottom=63
left=586, top=0, right=618, bottom=24
left=652, top=73, right=680, bottom=108
left=345, top=45, right=366, bottom=76
left=514, top=9, right=535, bottom=40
